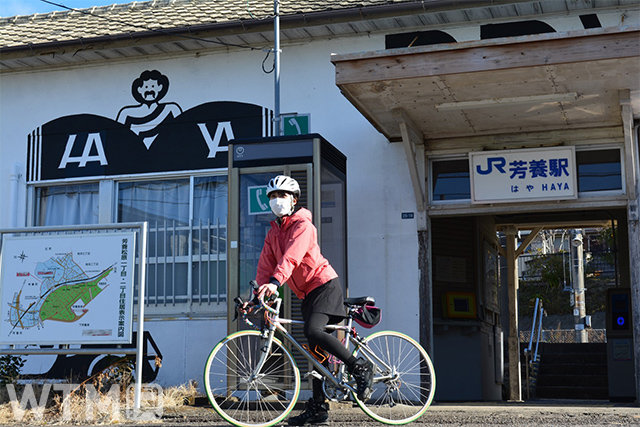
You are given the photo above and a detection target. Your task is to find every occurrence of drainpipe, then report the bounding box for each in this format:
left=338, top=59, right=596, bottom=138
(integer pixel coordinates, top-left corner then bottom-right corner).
left=9, top=163, right=21, bottom=227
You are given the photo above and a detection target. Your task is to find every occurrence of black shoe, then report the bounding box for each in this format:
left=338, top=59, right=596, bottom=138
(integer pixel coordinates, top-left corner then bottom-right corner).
left=287, top=399, right=329, bottom=425
left=351, top=357, right=374, bottom=401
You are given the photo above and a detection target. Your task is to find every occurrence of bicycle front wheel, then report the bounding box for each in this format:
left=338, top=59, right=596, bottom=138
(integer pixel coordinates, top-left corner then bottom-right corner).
left=353, top=330, right=436, bottom=425
left=204, top=330, right=301, bottom=427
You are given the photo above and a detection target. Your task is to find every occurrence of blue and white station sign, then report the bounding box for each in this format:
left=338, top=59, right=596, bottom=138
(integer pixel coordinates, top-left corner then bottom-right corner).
left=470, top=147, right=577, bottom=204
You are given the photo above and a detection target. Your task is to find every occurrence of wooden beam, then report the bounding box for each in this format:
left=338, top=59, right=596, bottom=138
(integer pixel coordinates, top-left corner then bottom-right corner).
left=436, top=93, right=578, bottom=111
left=504, top=226, right=522, bottom=401
left=515, top=227, right=542, bottom=258
left=621, top=88, right=640, bottom=407
left=425, top=126, right=624, bottom=154
left=334, top=29, right=639, bottom=85
left=498, top=246, right=506, bottom=259
left=393, top=108, right=426, bottom=212
left=628, top=206, right=640, bottom=404
left=620, top=89, right=637, bottom=201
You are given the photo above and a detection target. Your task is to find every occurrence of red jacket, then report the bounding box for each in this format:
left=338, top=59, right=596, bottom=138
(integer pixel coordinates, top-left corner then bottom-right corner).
left=256, top=207, right=337, bottom=299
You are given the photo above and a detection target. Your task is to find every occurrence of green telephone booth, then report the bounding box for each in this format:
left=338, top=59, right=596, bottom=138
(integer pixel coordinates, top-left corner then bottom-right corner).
left=227, top=134, right=347, bottom=374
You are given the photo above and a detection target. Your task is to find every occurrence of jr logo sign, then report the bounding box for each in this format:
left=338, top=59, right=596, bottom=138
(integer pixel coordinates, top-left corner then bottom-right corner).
left=27, top=70, right=273, bottom=181
left=469, top=147, right=577, bottom=204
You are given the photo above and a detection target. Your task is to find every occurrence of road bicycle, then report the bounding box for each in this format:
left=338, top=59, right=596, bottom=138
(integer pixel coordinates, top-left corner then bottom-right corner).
left=204, top=288, right=436, bottom=427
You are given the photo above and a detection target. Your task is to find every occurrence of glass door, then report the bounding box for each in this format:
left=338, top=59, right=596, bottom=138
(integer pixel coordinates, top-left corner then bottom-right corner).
left=227, top=165, right=311, bottom=334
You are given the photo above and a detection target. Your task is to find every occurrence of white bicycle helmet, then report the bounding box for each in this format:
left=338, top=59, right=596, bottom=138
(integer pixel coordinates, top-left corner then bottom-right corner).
left=266, top=175, right=300, bottom=198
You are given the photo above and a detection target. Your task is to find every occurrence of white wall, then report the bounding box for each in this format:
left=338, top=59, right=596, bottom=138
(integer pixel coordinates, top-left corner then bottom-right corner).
left=144, top=318, right=227, bottom=387
left=0, top=32, right=422, bottom=385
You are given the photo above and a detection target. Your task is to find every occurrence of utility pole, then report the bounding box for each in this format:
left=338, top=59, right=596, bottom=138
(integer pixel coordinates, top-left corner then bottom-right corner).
left=571, top=229, right=588, bottom=343
left=273, top=0, right=281, bottom=136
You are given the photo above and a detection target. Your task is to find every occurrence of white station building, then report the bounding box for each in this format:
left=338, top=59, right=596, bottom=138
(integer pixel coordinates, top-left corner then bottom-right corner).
left=0, top=0, right=639, bottom=402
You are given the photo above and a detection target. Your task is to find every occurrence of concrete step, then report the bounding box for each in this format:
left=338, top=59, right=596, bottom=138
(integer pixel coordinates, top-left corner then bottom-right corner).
left=538, top=363, right=607, bottom=376
left=537, top=373, right=608, bottom=388
left=534, top=342, right=608, bottom=400
left=535, top=386, right=609, bottom=400
left=539, top=342, right=606, bottom=354
left=539, top=352, right=607, bottom=364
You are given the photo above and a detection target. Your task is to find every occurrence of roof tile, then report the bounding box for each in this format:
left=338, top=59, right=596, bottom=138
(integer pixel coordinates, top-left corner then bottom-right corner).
left=0, top=0, right=416, bottom=48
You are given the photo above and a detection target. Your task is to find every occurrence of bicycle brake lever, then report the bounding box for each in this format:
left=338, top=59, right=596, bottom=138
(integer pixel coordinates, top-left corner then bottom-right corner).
left=232, top=296, right=244, bottom=322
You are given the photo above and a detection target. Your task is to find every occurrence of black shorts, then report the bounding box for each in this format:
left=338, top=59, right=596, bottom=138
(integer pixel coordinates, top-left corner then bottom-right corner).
left=301, top=279, right=346, bottom=321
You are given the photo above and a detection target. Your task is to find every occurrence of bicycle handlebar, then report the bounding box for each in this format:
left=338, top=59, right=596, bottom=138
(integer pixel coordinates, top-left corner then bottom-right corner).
left=257, top=294, right=279, bottom=315
left=233, top=282, right=279, bottom=330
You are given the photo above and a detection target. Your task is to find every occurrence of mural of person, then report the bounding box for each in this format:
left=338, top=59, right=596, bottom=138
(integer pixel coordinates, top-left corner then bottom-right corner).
left=116, top=70, right=183, bottom=149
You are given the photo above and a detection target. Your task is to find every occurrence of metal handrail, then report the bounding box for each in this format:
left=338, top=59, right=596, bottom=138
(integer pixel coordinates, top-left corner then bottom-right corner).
left=524, top=298, right=544, bottom=399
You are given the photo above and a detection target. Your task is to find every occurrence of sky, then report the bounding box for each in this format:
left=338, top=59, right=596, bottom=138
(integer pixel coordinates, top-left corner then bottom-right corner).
left=0, top=0, right=133, bottom=17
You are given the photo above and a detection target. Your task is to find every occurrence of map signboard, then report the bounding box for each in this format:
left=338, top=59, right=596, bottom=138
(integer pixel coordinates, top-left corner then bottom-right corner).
left=0, top=232, right=136, bottom=345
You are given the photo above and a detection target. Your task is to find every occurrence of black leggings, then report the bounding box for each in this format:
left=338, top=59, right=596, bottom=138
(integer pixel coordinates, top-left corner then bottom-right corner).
left=304, top=312, right=352, bottom=362
left=304, top=312, right=354, bottom=401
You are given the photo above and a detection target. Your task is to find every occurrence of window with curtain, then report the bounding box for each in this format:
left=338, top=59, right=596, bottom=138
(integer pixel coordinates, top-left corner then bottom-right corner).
left=34, top=175, right=228, bottom=315
left=117, top=176, right=228, bottom=312
left=36, top=184, right=100, bottom=226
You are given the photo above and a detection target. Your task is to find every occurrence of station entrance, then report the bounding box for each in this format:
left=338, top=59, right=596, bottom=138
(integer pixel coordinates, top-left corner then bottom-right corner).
left=430, top=208, right=634, bottom=401
left=332, top=25, right=639, bottom=402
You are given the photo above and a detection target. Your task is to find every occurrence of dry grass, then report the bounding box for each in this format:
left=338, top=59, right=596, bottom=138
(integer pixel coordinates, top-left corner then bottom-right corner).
left=0, top=380, right=201, bottom=425
left=161, top=381, right=199, bottom=408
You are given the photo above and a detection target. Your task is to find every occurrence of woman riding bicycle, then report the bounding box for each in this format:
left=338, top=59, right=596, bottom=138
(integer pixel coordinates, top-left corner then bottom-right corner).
left=254, top=175, right=374, bottom=426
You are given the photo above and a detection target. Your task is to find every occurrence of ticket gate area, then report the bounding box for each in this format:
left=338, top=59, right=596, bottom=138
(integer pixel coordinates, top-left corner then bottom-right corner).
left=606, top=288, right=636, bottom=401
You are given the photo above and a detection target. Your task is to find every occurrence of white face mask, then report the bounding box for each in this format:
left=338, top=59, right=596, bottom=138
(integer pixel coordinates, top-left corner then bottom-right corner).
left=269, top=197, right=294, bottom=217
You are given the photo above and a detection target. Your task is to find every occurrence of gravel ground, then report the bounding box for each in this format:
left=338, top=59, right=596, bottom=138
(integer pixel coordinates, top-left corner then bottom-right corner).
left=153, top=400, right=640, bottom=427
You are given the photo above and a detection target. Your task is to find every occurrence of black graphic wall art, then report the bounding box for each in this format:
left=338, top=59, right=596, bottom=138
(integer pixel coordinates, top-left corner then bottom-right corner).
left=116, top=70, right=183, bottom=149
left=27, top=70, right=273, bottom=182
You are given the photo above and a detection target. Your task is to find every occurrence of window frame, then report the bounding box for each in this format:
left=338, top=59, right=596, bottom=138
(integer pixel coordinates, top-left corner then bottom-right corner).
left=429, top=155, right=472, bottom=205
left=29, top=170, right=229, bottom=318
left=575, top=146, right=625, bottom=197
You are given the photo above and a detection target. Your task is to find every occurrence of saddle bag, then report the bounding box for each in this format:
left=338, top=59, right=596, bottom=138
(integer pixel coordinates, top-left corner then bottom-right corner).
left=353, top=305, right=381, bottom=328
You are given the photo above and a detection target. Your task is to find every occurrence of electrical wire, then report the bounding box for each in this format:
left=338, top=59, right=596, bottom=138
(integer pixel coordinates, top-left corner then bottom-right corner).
left=37, top=0, right=268, bottom=51
left=261, top=49, right=274, bottom=73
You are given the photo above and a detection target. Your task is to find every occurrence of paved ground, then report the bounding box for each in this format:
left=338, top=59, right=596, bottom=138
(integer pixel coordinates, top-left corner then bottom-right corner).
left=155, top=400, right=640, bottom=426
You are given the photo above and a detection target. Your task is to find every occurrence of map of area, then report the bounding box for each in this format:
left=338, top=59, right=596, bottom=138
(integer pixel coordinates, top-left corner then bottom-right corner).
left=9, top=253, right=114, bottom=329
left=0, top=232, right=135, bottom=345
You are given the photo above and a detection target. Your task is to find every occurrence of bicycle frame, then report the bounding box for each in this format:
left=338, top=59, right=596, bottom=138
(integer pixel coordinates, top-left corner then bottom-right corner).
left=208, top=294, right=436, bottom=427
left=245, top=296, right=388, bottom=399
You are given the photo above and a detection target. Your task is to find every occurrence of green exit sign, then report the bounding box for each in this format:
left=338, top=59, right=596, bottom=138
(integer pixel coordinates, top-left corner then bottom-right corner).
left=282, top=114, right=310, bottom=135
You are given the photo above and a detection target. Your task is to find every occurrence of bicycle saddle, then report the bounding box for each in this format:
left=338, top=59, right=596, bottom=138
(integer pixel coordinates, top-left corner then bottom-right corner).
left=344, top=296, right=376, bottom=306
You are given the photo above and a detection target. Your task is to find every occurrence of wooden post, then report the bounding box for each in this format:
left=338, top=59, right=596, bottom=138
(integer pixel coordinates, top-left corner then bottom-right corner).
left=619, top=89, right=640, bottom=404
left=628, top=206, right=640, bottom=405
left=505, top=226, right=522, bottom=401
left=621, top=90, right=640, bottom=404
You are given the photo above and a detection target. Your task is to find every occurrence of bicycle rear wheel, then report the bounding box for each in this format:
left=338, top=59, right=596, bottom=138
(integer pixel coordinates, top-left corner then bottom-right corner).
left=353, top=330, right=435, bottom=425
left=204, top=330, right=301, bottom=427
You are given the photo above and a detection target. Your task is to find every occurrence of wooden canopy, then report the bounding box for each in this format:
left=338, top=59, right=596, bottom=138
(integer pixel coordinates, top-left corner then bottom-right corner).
left=332, top=27, right=639, bottom=143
